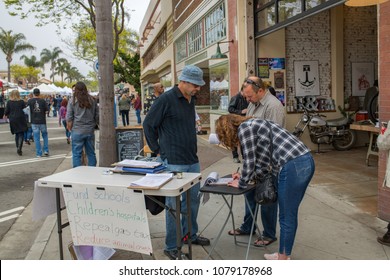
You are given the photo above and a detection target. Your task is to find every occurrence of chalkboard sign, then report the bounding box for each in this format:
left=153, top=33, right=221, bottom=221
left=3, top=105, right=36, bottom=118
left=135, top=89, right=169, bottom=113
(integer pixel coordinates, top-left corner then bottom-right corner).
left=116, top=127, right=144, bottom=161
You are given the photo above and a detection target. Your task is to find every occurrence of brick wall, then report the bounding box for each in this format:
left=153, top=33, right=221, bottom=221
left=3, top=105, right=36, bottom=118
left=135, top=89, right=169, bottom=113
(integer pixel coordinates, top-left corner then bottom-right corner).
left=379, top=3, right=390, bottom=221
left=285, top=11, right=332, bottom=98
left=344, top=6, right=378, bottom=99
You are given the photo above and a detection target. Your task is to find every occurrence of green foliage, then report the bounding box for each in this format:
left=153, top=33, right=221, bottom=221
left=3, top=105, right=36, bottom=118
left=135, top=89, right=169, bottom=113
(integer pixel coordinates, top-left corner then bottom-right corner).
left=114, top=51, right=140, bottom=93
left=0, top=27, right=35, bottom=81
left=11, top=64, right=41, bottom=83
left=71, top=19, right=139, bottom=63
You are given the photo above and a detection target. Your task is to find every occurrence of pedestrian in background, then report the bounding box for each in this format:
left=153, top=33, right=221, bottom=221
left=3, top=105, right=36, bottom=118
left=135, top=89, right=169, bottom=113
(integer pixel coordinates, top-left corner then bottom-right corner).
left=4, top=90, right=27, bottom=156
left=59, top=98, right=71, bottom=144
left=144, top=82, right=165, bottom=114
left=23, top=93, right=33, bottom=145
left=132, top=92, right=142, bottom=125
left=215, top=114, right=315, bottom=260
left=118, top=94, right=131, bottom=126
left=66, top=81, right=99, bottom=167
left=27, top=88, right=49, bottom=157
left=143, top=65, right=210, bottom=260
left=228, top=85, right=248, bottom=163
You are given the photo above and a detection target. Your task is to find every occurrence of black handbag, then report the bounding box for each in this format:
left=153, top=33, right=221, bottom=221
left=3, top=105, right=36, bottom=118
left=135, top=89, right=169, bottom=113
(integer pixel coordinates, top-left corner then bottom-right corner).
left=254, top=121, right=278, bottom=205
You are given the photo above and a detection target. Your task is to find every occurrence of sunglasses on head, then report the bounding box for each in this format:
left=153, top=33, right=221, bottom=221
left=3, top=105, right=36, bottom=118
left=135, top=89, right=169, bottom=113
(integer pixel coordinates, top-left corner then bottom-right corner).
left=245, top=79, right=262, bottom=89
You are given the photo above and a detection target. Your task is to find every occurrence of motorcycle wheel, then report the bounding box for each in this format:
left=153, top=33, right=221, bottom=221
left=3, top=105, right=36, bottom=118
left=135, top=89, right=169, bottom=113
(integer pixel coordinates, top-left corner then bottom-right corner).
left=332, top=130, right=357, bottom=151
left=367, top=92, right=378, bottom=124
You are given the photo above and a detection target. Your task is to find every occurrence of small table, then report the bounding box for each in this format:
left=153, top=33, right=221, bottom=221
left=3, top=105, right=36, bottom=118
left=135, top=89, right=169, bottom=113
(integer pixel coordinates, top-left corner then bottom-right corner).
left=350, top=123, right=380, bottom=166
left=200, top=182, right=260, bottom=259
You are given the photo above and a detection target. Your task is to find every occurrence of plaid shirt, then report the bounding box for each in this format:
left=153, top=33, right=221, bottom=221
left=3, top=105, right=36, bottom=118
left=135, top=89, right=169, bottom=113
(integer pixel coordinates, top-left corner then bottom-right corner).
left=238, top=119, right=310, bottom=189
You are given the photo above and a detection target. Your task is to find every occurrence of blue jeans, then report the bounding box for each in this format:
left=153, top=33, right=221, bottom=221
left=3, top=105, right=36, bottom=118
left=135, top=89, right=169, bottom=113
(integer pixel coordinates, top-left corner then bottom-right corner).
left=241, top=186, right=278, bottom=239
left=24, top=127, right=32, bottom=141
left=62, top=120, right=71, bottom=139
left=278, top=152, right=315, bottom=256
left=71, top=132, right=96, bottom=167
left=162, top=160, right=201, bottom=251
left=32, top=124, right=49, bottom=156
left=120, top=110, right=129, bottom=126
left=135, top=109, right=141, bottom=124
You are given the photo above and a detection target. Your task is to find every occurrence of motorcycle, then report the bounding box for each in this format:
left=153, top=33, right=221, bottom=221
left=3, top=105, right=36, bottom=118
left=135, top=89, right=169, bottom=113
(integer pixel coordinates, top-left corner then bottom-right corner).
left=292, top=106, right=357, bottom=151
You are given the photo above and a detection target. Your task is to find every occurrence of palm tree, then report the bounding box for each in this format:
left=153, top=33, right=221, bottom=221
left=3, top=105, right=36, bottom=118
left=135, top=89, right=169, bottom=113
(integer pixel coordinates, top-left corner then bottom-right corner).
left=20, top=54, right=43, bottom=68
left=64, top=67, right=84, bottom=83
left=0, top=28, right=35, bottom=82
left=53, top=58, right=70, bottom=83
left=40, top=47, right=63, bottom=82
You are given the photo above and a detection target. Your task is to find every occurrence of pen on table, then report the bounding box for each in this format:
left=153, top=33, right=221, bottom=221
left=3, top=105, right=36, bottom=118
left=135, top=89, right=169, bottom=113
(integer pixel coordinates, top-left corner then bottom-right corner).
left=236, top=167, right=240, bottom=173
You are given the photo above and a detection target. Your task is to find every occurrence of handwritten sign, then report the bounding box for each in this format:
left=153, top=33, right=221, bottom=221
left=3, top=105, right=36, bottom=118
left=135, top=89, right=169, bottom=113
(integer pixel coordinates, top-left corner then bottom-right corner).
left=62, top=185, right=152, bottom=255
left=116, top=128, right=144, bottom=161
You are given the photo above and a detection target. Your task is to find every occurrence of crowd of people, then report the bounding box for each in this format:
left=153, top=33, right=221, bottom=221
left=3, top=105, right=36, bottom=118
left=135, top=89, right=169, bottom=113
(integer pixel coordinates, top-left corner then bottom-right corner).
left=2, top=82, right=99, bottom=166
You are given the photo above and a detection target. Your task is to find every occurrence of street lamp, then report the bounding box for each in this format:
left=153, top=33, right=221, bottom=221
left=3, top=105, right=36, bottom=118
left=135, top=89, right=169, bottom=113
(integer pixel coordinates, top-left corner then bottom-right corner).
left=210, top=40, right=234, bottom=59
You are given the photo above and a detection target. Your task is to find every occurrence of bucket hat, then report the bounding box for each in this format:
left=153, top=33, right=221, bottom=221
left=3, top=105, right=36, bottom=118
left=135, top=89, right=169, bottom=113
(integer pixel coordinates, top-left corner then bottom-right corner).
left=179, top=65, right=205, bottom=86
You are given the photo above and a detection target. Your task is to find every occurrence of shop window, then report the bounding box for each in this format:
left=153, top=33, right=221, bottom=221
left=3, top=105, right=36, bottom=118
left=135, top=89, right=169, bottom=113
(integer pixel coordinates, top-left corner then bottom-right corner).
left=160, top=73, right=172, bottom=91
left=205, top=2, right=226, bottom=46
left=210, top=62, right=229, bottom=110
left=278, top=0, right=302, bottom=21
left=188, top=21, right=203, bottom=56
left=175, top=35, right=187, bottom=62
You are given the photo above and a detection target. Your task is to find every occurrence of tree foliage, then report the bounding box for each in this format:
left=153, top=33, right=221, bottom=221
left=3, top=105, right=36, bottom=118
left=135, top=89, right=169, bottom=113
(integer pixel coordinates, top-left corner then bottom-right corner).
left=70, top=19, right=139, bottom=63
left=0, top=27, right=35, bottom=82
left=10, top=64, right=41, bottom=83
left=114, top=51, right=141, bottom=93
left=4, top=0, right=128, bottom=60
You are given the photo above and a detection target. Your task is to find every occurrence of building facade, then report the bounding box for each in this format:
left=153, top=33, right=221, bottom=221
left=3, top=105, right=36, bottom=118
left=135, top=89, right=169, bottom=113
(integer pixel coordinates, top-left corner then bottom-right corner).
left=139, top=0, right=390, bottom=220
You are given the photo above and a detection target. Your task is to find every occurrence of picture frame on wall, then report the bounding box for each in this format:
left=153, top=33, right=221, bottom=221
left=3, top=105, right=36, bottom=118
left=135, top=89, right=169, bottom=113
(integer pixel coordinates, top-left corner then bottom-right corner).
left=258, top=58, right=269, bottom=78
left=274, top=71, right=285, bottom=89
left=294, top=60, right=320, bottom=96
left=351, top=62, right=375, bottom=96
left=269, top=58, right=285, bottom=70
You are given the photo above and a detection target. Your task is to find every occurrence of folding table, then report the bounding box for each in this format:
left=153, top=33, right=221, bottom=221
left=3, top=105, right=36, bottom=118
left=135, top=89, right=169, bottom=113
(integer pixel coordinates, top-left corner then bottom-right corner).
left=200, top=182, right=262, bottom=259
left=33, top=166, right=202, bottom=260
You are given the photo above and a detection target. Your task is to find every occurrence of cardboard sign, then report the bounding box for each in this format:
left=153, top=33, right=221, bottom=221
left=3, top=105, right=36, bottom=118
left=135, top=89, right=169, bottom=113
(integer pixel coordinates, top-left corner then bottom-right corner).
left=62, top=185, right=152, bottom=255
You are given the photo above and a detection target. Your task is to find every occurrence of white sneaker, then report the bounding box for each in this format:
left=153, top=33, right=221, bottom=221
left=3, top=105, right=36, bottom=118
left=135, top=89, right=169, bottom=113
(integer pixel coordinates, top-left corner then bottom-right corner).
left=264, top=252, right=291, bottom=260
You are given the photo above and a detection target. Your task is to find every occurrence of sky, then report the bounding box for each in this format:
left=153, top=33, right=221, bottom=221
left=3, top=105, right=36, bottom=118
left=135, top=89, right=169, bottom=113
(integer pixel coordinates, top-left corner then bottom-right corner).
left=0, top=1, right=150, bottom=79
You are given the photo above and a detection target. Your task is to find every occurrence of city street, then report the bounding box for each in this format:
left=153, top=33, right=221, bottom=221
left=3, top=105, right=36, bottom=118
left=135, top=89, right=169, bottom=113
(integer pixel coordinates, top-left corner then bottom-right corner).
left=0, top=116, right=71, bottom=242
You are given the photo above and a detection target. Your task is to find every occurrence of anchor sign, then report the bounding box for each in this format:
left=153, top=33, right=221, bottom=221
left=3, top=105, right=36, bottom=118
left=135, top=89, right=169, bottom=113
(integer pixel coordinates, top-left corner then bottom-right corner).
left=298, top=65, right=316, bottom=87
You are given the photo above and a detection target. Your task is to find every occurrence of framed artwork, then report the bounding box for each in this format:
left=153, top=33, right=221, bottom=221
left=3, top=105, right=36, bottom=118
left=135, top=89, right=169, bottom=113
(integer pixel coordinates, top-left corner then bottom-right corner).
left=258, top=58, right=269, bottom=78
left=351, top=62, right=375, bottom=96
left=274, top=71, right=285, bottom=89
left=269, top=58, right=285, bottom=70
left=294, top=60, right=320, bottom=96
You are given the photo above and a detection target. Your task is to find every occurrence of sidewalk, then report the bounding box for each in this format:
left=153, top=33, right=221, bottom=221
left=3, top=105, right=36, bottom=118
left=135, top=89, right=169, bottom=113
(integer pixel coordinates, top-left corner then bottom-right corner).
left=1, top=108, right=389, bottom=260
left=21, top=136, right=390, bottom=260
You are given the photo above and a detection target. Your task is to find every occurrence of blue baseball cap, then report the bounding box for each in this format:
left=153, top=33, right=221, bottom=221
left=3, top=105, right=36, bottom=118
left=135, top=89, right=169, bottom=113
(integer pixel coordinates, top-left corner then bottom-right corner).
left=179, top=65, right=205, bottom=86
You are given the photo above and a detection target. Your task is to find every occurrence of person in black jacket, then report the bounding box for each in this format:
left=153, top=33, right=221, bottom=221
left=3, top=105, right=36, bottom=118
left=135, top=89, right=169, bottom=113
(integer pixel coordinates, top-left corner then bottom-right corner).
left=4, top=90, right=27, bottom=155
left=228, top=86, right=248, bottom=163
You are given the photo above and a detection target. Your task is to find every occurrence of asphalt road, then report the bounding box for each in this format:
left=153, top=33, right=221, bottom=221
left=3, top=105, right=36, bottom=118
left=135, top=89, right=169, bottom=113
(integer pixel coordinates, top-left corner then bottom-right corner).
left=0, top=115, right=71, bottom=241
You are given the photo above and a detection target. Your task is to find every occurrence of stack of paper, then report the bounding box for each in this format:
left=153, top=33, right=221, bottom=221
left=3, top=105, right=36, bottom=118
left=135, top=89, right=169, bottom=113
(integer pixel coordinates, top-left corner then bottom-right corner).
left=112, top=159, right=166, bottom=174
left=129, top=173, right=174, bottom=189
